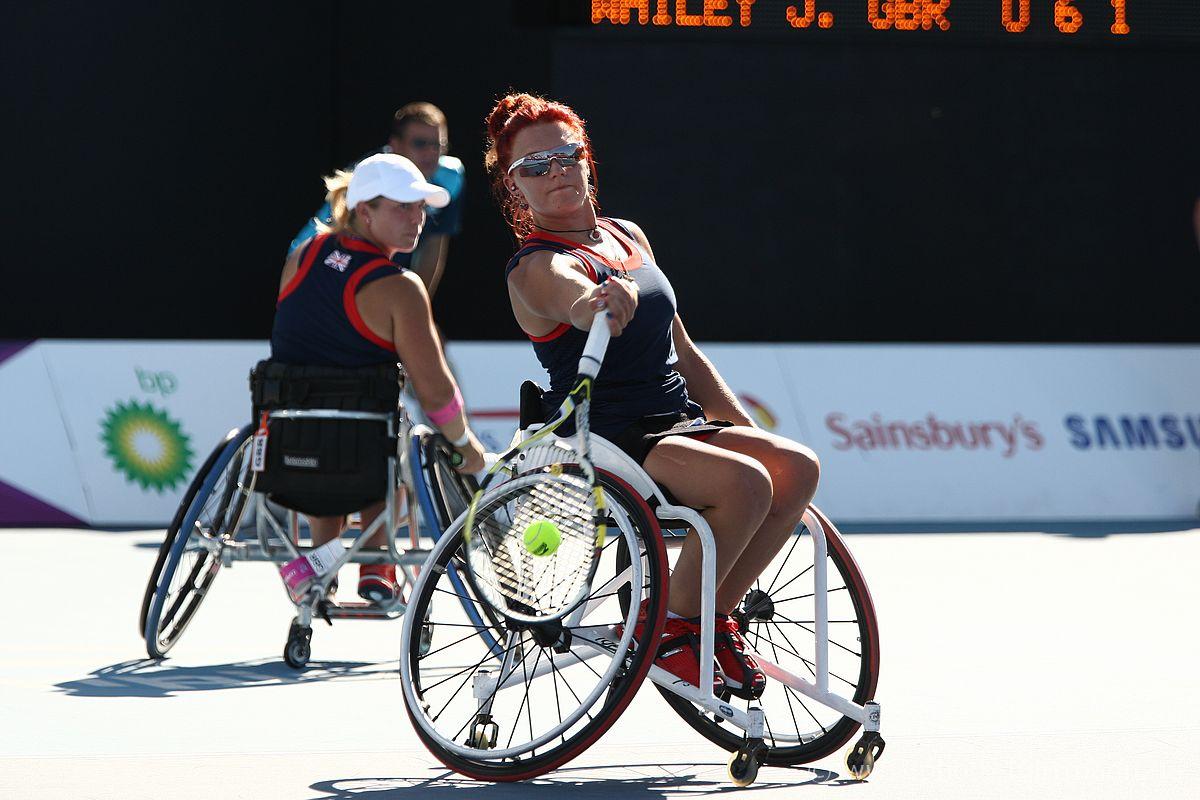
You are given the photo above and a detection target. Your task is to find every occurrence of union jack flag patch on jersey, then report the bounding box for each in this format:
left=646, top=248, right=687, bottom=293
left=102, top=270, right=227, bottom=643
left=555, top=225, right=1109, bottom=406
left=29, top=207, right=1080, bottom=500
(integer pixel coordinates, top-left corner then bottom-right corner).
left=324, top=250, right=351, bottom=272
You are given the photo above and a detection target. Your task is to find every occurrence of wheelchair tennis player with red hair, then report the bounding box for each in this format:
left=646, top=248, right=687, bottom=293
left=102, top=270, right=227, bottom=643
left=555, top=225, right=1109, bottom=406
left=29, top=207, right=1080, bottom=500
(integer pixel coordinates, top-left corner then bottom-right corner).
left=394, top=95, right=882, bottom=786
left=485, top=93, right=821, bottom=699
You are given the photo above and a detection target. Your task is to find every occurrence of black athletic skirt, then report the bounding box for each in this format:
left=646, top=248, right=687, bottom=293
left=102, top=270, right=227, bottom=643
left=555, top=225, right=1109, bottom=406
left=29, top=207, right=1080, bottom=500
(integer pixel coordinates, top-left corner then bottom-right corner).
left=609, top=412, right=734, bottom=466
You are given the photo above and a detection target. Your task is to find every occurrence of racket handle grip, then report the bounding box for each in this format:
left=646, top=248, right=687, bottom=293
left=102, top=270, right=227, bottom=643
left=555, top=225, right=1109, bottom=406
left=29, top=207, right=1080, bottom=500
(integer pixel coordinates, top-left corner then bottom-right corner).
left=578, top=309, right=611, bottom=378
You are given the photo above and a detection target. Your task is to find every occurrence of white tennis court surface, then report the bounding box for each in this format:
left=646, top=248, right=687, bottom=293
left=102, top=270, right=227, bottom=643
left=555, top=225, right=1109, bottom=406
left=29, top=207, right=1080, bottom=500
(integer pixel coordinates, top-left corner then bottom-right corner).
left=3, top=525, right=1198, bottom=799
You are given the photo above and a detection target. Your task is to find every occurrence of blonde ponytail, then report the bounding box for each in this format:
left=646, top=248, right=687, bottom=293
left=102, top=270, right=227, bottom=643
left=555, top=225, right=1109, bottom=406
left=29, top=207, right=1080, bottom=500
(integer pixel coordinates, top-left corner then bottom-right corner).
left=314, top=169, right=380, bottom=236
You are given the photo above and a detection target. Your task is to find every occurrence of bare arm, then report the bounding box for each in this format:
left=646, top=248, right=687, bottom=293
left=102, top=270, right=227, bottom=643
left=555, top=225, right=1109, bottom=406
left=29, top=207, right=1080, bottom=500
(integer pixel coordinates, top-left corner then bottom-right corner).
left=610, top=220, right=752, bottom=427
left=407, top=234, right=451, bottom=296
left=277, top=240, right=306, bottom=293
left=507, top=250, right=637, bottom=337
left=357, top=272, right=484, bottom=470
left=672, top=317, right=754, bottom=428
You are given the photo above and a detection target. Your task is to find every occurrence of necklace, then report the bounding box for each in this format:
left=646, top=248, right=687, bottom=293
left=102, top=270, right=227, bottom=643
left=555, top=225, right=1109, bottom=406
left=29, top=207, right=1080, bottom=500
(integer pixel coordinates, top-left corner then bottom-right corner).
left=534, top=223, right=602, bottom=243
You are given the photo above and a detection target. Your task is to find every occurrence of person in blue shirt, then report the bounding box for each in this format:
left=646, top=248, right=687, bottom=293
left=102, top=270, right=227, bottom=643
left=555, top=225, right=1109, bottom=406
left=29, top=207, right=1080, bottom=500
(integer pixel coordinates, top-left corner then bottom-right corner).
left=290, top=102, right=465, bottom=297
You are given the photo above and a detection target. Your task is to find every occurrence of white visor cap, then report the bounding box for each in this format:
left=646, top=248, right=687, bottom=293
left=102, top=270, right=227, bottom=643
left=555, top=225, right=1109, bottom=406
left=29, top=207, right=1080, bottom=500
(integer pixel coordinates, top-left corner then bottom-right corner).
left=346, top=153, right=450, bottom=210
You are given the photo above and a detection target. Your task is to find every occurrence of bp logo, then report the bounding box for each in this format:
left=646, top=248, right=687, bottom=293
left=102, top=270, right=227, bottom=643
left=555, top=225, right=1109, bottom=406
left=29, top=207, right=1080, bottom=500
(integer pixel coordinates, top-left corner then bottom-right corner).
left=738, top=393, right=779, bottom=431
left=100, top=400, right=194, bottom=492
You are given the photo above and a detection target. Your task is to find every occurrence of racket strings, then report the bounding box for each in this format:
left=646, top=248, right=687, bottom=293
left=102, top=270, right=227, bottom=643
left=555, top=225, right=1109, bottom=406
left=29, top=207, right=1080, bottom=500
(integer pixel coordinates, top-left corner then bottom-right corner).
left=471, top=474, right=598, bottom=617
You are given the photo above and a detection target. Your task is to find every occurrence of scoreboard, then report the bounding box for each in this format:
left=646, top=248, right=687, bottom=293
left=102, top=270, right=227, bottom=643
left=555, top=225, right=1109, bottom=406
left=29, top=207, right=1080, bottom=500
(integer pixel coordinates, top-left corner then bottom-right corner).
left=509, top=0, right=1200, bottom=343
left=521, top=1, right=1200, bottom=45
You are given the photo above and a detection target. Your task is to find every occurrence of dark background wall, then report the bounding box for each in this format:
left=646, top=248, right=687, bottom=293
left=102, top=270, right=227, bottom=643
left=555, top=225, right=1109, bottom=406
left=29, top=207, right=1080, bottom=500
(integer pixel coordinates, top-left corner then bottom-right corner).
left=4, top=2, right=1198, bottom=343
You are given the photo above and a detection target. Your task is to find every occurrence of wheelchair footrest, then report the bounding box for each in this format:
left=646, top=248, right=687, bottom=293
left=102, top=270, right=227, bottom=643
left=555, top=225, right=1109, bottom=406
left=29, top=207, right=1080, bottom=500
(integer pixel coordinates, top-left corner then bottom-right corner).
left=318, top=600, right=406, bottom=620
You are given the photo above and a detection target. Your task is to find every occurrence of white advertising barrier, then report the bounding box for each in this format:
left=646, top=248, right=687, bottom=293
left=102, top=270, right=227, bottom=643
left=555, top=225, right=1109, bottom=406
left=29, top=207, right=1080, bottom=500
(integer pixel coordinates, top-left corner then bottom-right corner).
left=442, top=342, right=541, bottom=453
left=774, top=345, right=1200, bottom=522
left=0, top=343, right=89, bottom=523
left=0, top=341, right=268, bottom=526
left=1, top=340, right=1198, bottom=526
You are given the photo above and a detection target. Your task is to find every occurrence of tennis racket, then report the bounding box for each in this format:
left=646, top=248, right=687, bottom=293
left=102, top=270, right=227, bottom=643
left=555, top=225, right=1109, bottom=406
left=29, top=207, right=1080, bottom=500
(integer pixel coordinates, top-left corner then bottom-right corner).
left=461, top=309, right=611, bottom=624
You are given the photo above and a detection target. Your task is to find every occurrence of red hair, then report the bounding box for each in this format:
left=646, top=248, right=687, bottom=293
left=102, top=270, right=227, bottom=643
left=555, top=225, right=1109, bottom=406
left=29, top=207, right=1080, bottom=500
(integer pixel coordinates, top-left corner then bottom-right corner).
left=483, top=93, right=598, bottom=241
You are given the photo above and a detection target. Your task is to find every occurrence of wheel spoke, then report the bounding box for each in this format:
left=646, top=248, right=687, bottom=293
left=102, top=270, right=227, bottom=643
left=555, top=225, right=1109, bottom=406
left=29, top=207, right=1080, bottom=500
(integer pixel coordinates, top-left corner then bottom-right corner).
left=549, top=641, right=565, bottom=739
left=758, top=625, right=806, bottom=743
left=763, top=620, right=859, bottom=691
left=406, top=475, right=670, bottom=778
left=783, top=682, right=829, bottom=735
left=523, top=645, right=544, bottom=747
left=423, top=637, right=522, bottom=697
left=419, top=626, right=491, bottom=661
left=772, top=585, right=847, bottom=605
left=761, top=623, right=828, bottom=736
left=441, top=634, right=531, bottom=733
left=773, top=611, right=862, bottom=658
left=765, top=529, right=806, bottom=594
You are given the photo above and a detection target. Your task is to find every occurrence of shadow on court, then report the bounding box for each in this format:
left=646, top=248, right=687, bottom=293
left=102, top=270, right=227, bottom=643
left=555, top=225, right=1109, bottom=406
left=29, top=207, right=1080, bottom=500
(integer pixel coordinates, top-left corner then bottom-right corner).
left=308, top=764, right=853, bottom=798
left=54, top=657, right=399, bottom=698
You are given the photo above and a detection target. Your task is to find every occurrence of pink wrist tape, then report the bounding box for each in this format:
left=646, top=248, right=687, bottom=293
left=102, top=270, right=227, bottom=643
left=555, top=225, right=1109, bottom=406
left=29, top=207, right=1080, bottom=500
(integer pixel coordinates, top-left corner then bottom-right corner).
left=428, top=387, right=463, bottom=426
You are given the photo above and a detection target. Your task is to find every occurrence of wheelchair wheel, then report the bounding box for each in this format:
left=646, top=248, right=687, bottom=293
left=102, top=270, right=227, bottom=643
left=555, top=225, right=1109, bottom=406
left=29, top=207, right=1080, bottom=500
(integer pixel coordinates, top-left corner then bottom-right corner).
left=655, top=505, right=880, bottom=766
left=414, top=433, right=505, bottom=655
left=141, top=424, right=254, bottom=658
left=400, top=470, right=669, bottom=781
left=419, top=432, right=477, bottom=532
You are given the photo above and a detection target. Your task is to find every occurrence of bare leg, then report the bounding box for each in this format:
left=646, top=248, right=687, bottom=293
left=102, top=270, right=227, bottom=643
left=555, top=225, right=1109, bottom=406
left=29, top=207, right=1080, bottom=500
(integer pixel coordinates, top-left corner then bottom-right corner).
left=356, top=499, right=389, bottom=549
left=307, top=498, right=389, bottom=549
left=308, top=515, right=346, bottom=547
left=643, top=437, right=774, bottom=618
left=700, top=428, right=820, bottom=613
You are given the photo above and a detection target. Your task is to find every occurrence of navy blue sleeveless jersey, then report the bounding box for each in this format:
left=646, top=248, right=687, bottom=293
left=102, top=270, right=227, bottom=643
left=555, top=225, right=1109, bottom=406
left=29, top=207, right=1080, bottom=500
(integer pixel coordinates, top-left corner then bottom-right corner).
left=271, top=233, right=401, bottom=367
left=504, top=217, right=702, bottom=438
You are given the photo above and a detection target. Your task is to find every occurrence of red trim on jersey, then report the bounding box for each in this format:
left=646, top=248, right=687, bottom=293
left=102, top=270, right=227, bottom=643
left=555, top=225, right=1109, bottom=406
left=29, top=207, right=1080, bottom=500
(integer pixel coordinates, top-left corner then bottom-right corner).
left=576, top=251, right=598, bottom=283
left=338, top=234, right=387, bottom=256
left=596, top=218, right=646, bottom=271
left=528, top=322, right=571, bottom=342
left=342, top=258, right=399, bottom=352
left=522, top=218, right=643, bottom=274
left=278, top=234, right=329, bottom=305
left=515, top=218, right=648, bottom=344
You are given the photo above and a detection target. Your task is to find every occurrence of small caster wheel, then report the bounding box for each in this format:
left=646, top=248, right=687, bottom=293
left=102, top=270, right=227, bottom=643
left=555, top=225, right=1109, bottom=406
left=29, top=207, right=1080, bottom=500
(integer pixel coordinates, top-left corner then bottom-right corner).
left=284, top=620, right=312, bottom=669
left=845, top=731, right=885, bottom=781
left=419, top=621, right=434, bottom=657
left=466, top=714, right=499, bottom=750
left=727, top=748, right=760, bottom=787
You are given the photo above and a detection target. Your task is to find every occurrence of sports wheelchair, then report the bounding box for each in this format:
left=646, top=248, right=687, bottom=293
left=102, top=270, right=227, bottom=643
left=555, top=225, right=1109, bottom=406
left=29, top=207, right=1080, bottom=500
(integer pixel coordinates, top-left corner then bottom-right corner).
left=398, top=383, right=885, bottom=786
left=139, top=361, right=489, bottom=668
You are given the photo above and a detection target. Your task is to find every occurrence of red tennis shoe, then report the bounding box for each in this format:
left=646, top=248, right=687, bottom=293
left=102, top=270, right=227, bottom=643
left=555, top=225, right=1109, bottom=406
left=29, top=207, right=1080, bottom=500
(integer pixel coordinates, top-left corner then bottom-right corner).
left=357, top=564, right=398, bottom=605
left=619, top=599, right=725, bottom=695
left=714, top=613, right=766, bottom=699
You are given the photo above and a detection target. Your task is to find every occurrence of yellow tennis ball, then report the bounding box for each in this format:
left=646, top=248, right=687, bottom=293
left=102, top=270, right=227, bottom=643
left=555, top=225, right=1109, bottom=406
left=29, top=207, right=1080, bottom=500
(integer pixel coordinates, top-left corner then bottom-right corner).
left=523, top=519, right=561, bottom=557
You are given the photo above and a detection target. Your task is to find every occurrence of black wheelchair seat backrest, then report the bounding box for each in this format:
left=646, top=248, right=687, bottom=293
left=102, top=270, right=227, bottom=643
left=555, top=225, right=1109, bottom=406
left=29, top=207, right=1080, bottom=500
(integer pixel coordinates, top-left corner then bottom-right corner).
left=249, top=359, right=402, bottom=517
left=519, top=380, right=546, bottom=429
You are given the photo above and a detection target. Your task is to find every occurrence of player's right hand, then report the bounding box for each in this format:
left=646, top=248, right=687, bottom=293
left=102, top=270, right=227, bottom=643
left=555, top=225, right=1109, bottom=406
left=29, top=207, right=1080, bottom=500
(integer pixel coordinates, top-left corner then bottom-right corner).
left=588, top=276, right=637, bottom=336
left=454, top=430, right=487, bottom=474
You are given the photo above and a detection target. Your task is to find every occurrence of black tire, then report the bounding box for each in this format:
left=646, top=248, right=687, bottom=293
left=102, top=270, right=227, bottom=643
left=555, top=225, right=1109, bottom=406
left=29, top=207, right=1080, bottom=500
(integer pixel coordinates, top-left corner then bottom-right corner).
left=284, top=621, right=313, bottom=669
left=402, top=470, right=670, bottom=781
left=419, top=433, right=478, bottom=531
left=141, top=425, right=254, bottom=658
left=656, top=505, right=881, bottom=766
left=416, top=433, right=506, bottom=647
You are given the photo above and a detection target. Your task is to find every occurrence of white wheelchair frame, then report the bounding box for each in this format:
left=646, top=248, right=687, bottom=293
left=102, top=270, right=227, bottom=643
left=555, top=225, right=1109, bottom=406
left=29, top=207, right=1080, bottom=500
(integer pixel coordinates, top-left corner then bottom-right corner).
left=210, top=404, right=453, bottom=664
left=581, top=436, right=882, bottom=745
left=401, top=425, right=883, bottom=784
